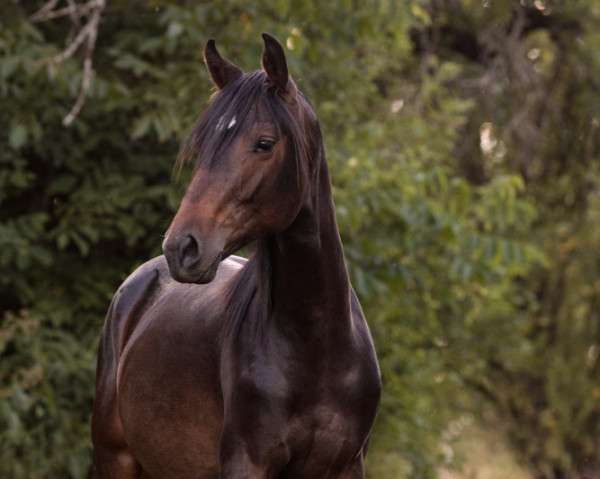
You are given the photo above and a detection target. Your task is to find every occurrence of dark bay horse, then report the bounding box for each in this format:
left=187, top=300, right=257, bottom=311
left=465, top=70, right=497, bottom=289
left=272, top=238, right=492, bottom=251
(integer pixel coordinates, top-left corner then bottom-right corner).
left=92, top=33, right=381, bottom=479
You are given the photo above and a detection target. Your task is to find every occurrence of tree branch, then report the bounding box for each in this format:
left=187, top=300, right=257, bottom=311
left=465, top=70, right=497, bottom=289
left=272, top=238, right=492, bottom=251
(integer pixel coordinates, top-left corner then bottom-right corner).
left=31, top=0, right=100, bottom=23
left=31, top=0, right=105, bottom=126
left=29, top=0, right=61, bottom=23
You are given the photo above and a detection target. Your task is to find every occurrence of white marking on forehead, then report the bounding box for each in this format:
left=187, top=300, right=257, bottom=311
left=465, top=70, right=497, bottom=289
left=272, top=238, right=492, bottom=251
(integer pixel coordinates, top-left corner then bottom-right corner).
left=215, top=115, right=237, bottom=132
left=215, top=115, right=225, bottom=132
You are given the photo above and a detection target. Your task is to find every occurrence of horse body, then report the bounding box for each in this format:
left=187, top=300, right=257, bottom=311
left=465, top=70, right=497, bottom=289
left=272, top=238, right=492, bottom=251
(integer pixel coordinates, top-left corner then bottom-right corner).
left=93, top=34, right=380, bottom=479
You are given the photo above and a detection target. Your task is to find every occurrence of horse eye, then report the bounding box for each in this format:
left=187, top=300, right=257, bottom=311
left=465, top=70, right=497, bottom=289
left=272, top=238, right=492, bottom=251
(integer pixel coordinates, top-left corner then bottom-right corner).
left=253, top=139, right=275, bottom=153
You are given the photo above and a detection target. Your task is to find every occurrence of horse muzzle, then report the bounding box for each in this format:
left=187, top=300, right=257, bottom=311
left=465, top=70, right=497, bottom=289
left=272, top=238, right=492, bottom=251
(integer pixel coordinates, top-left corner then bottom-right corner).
left=162, top=231, right=224, bottom=284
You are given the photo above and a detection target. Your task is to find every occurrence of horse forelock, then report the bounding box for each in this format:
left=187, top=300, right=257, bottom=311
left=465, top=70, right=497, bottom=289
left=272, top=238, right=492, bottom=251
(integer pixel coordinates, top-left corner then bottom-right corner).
left=175, top=70, right=316, bottom=181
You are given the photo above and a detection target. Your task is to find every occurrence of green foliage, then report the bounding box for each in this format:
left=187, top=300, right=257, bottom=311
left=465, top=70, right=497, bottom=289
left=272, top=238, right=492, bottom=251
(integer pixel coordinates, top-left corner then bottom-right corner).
left=0, top=310, right=94, bottom=479
left=2, top=1, right=600, bottom=478
left=0, top=5, right=184, bottom=476
left=329, top=66, right=544, bottom=476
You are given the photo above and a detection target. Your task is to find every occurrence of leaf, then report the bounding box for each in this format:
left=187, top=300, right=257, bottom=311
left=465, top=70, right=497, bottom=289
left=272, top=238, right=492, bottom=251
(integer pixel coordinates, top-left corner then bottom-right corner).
left=131, top=116, right=152, bottom=139
left=0, top=57, right=19, bottom=79
left=9, top=123, right=27, bottom=150
left=56, top=232, right=69, bottom=251
left=48, top=175, right=78, bottom=195
left=166, top=21, right=184, bottom=39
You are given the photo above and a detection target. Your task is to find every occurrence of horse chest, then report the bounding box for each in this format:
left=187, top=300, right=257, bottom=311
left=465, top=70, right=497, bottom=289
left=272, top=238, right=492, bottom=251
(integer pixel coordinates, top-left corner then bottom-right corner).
left=222, top=331, right=378, bottom=472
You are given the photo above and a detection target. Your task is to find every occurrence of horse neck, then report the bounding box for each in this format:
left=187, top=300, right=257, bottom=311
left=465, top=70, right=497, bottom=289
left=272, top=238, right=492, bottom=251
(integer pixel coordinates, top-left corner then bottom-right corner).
left=267, top=147, right=352, bottom=335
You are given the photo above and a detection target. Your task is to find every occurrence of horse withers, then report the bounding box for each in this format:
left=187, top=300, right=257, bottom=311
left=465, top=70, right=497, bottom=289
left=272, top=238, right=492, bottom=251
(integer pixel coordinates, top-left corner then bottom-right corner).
left=92, top=33, right=381, bottom=479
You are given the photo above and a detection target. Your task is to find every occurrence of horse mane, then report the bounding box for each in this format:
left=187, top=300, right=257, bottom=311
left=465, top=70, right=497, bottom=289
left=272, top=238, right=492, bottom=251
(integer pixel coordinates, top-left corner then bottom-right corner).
left=222, top=238, right=275, bottom=342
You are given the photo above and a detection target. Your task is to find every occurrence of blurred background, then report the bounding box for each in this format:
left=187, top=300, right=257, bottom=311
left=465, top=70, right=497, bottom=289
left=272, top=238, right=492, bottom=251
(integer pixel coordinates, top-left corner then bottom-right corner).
left=1, top=1, right=599, bottom=477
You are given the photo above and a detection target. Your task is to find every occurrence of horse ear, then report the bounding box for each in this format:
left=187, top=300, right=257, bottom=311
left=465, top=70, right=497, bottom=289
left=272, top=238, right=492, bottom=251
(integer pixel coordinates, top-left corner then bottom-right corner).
left=261, top=33, right=298, bottom=103
left=204, top=39, right=243, bottom=90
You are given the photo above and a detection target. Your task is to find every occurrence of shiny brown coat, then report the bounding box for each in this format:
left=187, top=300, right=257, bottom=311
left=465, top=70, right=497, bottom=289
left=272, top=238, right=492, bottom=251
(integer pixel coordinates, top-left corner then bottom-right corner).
left=92, top=34, right=381, bottom=479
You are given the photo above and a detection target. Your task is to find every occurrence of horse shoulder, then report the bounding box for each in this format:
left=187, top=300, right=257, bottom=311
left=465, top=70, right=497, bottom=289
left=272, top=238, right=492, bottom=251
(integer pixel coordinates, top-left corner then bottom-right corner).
left=100, top=256, right=170, bottom=357
left=94, top=255, right=246, bottom=478
left=101, top=254, right=246, bottom=360
left=92, top=256, right=169, bottom=473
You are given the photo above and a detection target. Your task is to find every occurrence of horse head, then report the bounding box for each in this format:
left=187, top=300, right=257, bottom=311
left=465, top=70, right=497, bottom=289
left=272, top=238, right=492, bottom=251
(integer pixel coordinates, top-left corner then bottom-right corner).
left=162, top=34, right=312, bottom=284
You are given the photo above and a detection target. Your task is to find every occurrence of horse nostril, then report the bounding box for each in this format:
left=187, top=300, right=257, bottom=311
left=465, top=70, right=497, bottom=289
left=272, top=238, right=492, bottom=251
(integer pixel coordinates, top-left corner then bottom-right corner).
left=179, top=234, right=202, bottom=268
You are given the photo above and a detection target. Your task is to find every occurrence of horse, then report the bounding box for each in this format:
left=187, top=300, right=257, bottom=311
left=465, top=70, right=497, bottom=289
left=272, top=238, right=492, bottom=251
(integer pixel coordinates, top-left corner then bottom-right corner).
left=92, top=33, right=381, bottom=479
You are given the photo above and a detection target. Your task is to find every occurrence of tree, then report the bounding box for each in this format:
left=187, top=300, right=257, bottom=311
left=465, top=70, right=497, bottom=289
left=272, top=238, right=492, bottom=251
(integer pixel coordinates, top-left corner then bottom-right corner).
left=408, top=1, right=600, bottom=477
left=1, top=2, right=183, bottom=476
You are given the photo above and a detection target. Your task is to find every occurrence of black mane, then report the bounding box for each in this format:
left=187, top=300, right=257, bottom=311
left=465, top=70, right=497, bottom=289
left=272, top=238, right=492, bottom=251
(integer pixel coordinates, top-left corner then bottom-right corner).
left=223, top=239, right=274, bottom=342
